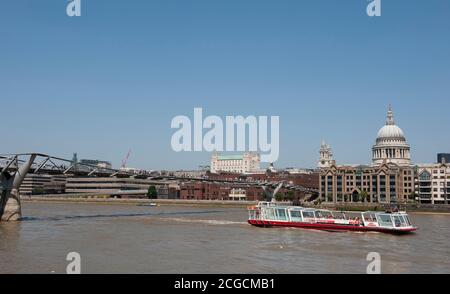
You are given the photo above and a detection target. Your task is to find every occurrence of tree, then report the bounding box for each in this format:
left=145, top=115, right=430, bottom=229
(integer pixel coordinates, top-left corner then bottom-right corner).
left=286, top=191, right=295, bottom=201
left=316, top=197, right=322, bottom=205
left=275, top=193, right=284, bottom=202
left=360, top=191, right=369, bottom=203
left=32, top=187, right=45, bottom=195
left=147, top=186, right=158, bottom=199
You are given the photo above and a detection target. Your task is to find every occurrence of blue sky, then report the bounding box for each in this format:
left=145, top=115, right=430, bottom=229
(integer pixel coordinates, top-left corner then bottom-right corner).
left=1, top=0, right=449, bottom=170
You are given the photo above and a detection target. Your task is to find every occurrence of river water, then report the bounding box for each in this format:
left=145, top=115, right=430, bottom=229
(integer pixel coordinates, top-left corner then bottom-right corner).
left=0, top=202, right=449, bottom=274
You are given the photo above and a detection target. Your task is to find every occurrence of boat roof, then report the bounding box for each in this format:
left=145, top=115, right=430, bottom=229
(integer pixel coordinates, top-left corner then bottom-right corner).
left=256, top=202, right=410, bottom=215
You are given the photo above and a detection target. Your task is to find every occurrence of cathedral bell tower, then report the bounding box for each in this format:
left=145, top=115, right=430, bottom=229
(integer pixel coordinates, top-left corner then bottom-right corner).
left=318, top=140, right=335, bottom=169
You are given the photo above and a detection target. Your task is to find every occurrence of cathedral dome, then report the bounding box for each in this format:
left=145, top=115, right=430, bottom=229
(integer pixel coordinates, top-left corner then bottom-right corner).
left=372, top=106, right=411, bottom=166
left=375, top=106, right=407, bottom=144
left=376, top=125, right=406, bottom=143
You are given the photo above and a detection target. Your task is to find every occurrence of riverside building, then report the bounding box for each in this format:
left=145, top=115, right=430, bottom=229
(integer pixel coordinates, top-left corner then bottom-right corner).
left=416, top=163, right=450, bottom=204
left=65, top=177, right=178, bottom=198
left=20, top=174, right=67, bottom=195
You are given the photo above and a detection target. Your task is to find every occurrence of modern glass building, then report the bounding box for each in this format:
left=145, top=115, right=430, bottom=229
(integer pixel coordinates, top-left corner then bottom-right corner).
left=438, top=153, right=450, bottom=164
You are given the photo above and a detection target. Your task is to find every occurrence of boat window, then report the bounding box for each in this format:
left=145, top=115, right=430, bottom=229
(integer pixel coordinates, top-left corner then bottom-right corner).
left=302, top=211, right=315, bottom=219
left=344, top=212, right=362, bottom=220
left=393, top=216, right=403, bottom=227
left=265, top=208, right=276, bottom=220
left=333, top=212, right=345, bottom=220
left=363, top=213, right=377, bottom=222
left=322, top=211, right=333, bottom=219
left=402, top=215, right=411, bottom=226
left=289, top=210, right=303, bottom=222
left=315, top=211, right=333, bottom=219
left=276, top=209, right=287, bottom=221
left=377, top=214, right=393, bottom=227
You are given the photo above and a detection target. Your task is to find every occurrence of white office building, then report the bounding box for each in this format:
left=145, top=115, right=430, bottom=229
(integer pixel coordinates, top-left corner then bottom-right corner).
left=210, top=153, right=260, bottom=174
left=416, top=163, right=450, bottom=204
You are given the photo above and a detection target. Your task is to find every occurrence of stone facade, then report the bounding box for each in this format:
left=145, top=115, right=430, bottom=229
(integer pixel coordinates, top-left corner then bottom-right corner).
left=320, top=163, right=415, bottom=203
left=210, top=153, right=260, bottom=174
left=318, top=140, right=335, bottom=168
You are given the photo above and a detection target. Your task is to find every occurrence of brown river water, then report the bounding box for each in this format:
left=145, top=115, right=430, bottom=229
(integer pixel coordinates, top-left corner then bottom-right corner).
left=0, top=202, right=449, bottom=274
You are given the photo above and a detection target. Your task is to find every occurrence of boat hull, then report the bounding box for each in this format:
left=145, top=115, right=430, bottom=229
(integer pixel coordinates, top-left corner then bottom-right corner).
left=248, top=220, right=417, bottom=235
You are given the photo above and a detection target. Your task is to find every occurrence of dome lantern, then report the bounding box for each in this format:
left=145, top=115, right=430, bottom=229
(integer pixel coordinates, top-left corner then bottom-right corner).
left=386, top=104, right=395, bottom=125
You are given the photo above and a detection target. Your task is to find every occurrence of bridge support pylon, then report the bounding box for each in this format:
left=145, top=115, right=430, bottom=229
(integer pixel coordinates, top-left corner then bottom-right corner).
left=0, top=154, right=36, bottom=221
left=262, top=182, right=284, bottom=202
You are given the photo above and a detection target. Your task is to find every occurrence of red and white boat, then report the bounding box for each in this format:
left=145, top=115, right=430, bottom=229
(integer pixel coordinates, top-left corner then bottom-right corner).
left=248, top=202, right=417, bottom=234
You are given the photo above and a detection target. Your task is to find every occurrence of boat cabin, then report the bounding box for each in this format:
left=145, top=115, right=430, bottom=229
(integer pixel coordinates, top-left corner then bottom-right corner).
left=248, top=202, right=413, bottom=229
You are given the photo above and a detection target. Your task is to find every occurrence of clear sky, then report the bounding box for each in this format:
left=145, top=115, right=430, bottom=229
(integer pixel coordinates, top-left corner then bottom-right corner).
left=1, top=0, right=449, bottom=170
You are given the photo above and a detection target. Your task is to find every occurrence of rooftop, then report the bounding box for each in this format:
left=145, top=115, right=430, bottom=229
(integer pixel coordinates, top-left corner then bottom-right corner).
left=217, top=155, right=244, bottom=161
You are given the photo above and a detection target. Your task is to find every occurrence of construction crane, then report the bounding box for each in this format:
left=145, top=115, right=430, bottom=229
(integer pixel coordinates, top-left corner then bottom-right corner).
left=121, top=149, right=132, bottom=169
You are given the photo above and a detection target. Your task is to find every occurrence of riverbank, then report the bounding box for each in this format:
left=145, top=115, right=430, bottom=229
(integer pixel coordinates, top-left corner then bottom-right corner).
left=21, top=195, right=450, bottom=213
left=21, top=196, right=257, bottom=208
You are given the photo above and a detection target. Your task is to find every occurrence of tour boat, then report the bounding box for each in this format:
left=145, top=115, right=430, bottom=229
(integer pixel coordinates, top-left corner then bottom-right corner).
left=247, top=202, right=417, bottom=234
